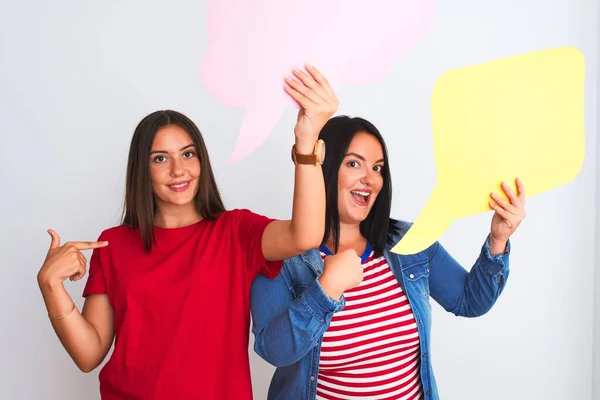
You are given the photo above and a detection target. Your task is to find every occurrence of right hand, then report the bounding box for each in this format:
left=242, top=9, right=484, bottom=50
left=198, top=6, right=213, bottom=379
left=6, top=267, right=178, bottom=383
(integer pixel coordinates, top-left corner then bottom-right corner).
left=37, top=229, right=108, bottom=289
left=284, top=64, right=339, bottom=152
left=318, top=249, right=363, bottom=301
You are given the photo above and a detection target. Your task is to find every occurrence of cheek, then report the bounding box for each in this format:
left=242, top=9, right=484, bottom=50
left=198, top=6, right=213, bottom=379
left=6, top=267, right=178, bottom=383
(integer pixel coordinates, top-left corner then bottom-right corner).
left=149, top=165, right=160, bottom=183
left=149, top=165, right=166, bottom=185
left=188, top=159, right=201, bottom=178
left=337, top=168, right=357, bottom=190
left=372, top=175, right=384, bottom=197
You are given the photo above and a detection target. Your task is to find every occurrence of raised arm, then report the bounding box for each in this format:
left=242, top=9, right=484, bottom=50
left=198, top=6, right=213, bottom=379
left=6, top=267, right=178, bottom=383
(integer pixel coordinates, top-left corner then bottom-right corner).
left=262, top=65, right=338, bottom=261
left=429, top=179, right=526, bottom=317
left=37, top=230, right=114, bottom=372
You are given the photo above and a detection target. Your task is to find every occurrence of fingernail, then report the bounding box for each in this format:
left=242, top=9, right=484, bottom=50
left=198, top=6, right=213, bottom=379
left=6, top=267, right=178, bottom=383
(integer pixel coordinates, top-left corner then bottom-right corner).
left=293, top=68, right=301, bottom=73
left=306, top=63, right=313, bottom=68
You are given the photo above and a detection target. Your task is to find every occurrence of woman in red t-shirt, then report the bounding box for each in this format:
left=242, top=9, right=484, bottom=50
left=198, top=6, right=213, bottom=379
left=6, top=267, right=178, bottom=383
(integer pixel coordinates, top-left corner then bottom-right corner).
left=36, top=65, right=337, bottom=399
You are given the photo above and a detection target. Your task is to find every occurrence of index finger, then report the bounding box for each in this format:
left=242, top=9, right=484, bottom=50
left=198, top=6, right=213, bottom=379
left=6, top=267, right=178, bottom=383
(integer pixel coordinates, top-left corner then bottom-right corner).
left=68, top=241, right=109, bottom=250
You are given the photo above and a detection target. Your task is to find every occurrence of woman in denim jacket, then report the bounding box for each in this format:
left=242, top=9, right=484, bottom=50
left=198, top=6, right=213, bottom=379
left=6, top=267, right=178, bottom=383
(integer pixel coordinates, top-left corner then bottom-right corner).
left=250, top=116, right=526, bottom=400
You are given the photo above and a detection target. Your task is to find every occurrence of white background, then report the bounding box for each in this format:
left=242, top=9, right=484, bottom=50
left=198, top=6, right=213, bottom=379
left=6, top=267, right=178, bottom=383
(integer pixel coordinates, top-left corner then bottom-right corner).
left=0, top=1, right=598, bottom=399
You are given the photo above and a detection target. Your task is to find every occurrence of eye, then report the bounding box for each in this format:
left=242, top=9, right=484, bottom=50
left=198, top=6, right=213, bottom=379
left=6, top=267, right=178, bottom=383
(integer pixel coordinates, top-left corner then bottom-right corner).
left=373, top=165, right=383, bottom=173
left=153, top=155, right=167, bottom=163
left=183, top=151, right=196, bottom=159
left=347, top=160, right=360, bottom=168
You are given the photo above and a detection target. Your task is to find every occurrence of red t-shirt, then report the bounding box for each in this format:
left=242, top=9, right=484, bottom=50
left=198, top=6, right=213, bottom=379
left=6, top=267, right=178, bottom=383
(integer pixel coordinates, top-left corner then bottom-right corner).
left=83, top=209, right=283, bottom=400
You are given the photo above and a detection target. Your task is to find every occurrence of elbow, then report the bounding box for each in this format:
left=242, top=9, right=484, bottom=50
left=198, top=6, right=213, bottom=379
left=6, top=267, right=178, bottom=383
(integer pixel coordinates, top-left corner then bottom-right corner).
left=289, top=218, right=324, bottom=253
left=452, top=301, right=494, bottom=318
left=75, top=359, right=101, bottom=373
left=254, top=340, right=297, bottom=368
left=257, top=351, right=296, bottom=368
left=293, top=232, right=322, bottom=253
left=77, top=364, right=96, bottom=373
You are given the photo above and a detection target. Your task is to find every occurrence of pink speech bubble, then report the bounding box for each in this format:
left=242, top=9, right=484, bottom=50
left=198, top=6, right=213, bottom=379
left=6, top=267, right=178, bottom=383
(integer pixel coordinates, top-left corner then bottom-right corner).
left=200, top=0, right=436, bottom=162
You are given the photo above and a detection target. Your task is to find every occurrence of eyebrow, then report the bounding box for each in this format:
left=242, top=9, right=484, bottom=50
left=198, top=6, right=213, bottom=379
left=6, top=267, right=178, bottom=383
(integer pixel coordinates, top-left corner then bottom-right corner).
left=345, top=152, right=384, bottom=164
left=150, top=143, right=195, bottom=155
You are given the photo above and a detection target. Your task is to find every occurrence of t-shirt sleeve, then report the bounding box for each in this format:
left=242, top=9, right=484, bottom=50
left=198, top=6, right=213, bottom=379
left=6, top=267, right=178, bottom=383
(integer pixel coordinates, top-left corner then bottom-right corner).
left=82, top=232, right=109, bottom=297
left=234, top=209, right=284, bottom=279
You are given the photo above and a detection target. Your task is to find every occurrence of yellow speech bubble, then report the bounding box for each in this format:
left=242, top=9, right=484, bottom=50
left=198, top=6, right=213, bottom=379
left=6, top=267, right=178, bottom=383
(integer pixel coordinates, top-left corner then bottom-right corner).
left=391, top=46, right=585, bottom=255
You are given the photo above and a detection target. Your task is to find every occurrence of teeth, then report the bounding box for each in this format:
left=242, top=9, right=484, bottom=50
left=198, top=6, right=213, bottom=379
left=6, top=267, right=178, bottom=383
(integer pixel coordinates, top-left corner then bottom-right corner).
left=351, top=190, right=369, bottom=197
left=171, top=183, right=188, bottom=188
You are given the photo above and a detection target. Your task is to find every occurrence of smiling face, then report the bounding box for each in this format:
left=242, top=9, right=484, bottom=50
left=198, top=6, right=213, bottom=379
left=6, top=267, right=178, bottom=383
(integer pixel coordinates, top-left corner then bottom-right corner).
left=337, top=131, right=385, bottom=225
left=149, top=124, right=201, bottom=211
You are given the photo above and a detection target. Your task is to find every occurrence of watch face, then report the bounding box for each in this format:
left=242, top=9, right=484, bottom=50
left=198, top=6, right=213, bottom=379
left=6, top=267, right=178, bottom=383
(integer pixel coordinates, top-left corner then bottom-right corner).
left=319, top=142, right=326, bottom=164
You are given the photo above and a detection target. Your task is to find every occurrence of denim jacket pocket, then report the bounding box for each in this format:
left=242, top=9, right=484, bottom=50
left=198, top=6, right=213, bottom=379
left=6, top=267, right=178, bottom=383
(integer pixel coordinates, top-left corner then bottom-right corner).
left=402, top=261, right=431, bottom=298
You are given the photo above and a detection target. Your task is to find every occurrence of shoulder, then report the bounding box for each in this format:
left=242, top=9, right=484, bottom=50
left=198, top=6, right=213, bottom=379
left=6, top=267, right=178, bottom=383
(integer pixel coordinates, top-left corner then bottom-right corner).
left=223, top=209, right=277, bottom=231
left=220, top=209, right=273, bottom=222
left=97, top=225, right=135, bottom=241
left=387, top=218, right=413, bottom=242
left=282, top=248, right=321, bottom=277
left=386, top=219, right=436, bottom=260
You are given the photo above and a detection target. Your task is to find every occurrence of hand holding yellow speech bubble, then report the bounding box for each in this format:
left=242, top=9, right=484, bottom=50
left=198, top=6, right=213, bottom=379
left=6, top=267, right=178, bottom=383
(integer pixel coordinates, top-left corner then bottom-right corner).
left=391, top=46, right=585, bottom=255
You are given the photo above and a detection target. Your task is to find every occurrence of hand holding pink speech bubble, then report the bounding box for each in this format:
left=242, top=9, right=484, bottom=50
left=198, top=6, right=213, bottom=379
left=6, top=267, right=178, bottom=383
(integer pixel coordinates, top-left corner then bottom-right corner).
left=200, top=0, right=436, bottom=162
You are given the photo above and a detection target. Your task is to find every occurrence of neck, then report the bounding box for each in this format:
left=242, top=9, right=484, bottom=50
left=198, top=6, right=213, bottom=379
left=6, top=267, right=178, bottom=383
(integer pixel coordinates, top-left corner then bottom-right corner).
left=325, top=221, right=367, bottom=254
left=154, top=202, right=202, bottom=228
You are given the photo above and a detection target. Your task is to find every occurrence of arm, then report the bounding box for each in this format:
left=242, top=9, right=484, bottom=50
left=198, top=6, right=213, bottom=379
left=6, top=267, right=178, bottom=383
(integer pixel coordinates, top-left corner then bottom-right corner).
left=37, top=230, right=114, bottom=372
left=250, top=271, right=344, bottom=367
left=429, top=178, right=526, bottom=317
left=251, top=249, right=361, bottom=366
left=39, top=286, right=114, bottom=372
left=262, top=65, right=338, bottom=261
left=428, top=237, right=510, bottom=318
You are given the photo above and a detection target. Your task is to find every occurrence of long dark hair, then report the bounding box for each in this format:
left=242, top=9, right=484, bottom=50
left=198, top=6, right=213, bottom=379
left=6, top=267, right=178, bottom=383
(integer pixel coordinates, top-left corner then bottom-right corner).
left=121, top=110, right=225, bottom=252
left=319, top=116, right=399, bottom=257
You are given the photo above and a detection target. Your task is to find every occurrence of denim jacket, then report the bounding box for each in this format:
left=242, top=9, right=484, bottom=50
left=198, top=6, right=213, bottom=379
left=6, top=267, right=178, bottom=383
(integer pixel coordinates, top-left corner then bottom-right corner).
left=250, top=220, right=510, bottom=400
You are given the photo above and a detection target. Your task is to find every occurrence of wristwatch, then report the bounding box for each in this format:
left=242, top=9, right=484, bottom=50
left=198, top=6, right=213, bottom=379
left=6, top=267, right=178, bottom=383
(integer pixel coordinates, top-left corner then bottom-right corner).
left=291, top=139, right=326, bottom=166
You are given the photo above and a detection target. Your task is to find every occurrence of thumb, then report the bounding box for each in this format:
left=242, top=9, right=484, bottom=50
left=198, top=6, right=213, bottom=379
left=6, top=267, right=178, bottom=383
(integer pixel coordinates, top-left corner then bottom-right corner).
left=47, top=229, right=61, bottom=250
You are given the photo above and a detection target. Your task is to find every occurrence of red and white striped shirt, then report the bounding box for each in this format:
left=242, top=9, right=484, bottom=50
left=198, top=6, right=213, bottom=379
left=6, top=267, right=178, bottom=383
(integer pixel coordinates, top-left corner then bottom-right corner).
left=316, top=247, right=423, bottom=400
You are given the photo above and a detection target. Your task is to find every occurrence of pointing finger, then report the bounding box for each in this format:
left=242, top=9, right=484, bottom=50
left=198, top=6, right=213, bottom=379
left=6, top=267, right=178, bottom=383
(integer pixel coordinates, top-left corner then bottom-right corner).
left=68, top=241, right=109, bottom=251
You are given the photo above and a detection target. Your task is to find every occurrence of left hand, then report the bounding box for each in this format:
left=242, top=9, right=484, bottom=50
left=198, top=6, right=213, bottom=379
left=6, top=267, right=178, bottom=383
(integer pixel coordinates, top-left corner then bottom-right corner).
left=489, top=178, right=527, bottom=248
left=284, top=64, right=338, bottom=152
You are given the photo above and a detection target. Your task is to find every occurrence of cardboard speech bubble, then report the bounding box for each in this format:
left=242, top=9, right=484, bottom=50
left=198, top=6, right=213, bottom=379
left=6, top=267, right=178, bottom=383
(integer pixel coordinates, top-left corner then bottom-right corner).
left=391, top=46, right=585, bottom=255
left=200, top=0, right=436, bottom=162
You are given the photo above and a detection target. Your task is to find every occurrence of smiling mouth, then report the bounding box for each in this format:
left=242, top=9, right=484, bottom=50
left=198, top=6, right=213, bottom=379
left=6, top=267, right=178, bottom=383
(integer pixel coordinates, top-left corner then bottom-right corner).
left=351, top=190, right=370, bottom=206
left=169, top=181, right=190, bottom=192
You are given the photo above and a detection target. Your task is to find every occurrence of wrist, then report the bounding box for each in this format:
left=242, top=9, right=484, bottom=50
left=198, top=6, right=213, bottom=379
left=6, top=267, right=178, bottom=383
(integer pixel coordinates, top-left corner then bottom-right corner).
left=489, top=236, right=508, bottom=255
left=37, top=272, right=62, bottom=292
left=318, top=274, right=343, bottom=301
left=294, top=136, right=318, bottom=154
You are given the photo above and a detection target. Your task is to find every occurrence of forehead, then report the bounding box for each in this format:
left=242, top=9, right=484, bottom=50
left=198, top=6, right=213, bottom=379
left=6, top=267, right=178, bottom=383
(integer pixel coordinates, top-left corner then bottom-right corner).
left=347, top=132, right=384, bottom=158
left=152, top=125, right=192, bottom=148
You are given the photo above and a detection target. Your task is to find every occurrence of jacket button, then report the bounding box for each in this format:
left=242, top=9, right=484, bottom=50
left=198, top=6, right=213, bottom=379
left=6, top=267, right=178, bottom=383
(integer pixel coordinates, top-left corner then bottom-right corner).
left=409, top=274, right=415, bottom=279
left=310, top=376, right=315, bottom=381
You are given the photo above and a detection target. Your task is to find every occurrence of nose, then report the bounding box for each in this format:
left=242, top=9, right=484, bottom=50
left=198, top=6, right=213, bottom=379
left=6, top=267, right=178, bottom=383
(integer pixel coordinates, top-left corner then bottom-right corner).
left=360, top=169, right=374, bottom=186
left=170, top=158, right=185, bottom=178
